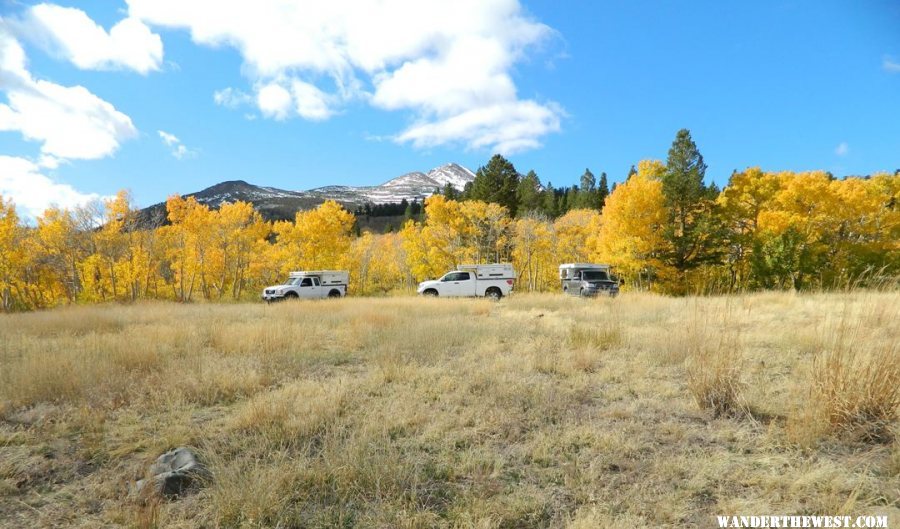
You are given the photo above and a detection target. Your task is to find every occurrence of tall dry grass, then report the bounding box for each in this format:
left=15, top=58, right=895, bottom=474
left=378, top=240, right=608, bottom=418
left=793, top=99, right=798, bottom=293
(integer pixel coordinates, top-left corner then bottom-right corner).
left=1, top=291, right=898, bottom=528
left=679, top=302, right=748, bottom=418
left=800, top=294, right=900, bottom=443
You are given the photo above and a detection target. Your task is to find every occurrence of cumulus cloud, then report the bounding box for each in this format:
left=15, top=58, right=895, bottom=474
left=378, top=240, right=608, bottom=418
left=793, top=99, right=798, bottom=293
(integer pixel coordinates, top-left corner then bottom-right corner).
left=22, top=3, right=163, bottom=74
left=126, top=0, right=562, bottom=153
left=0, top=155, right=101, bottom=218
left=398, top=100, right=562, bottom=154
left=0, top=26, right=137, bottom=215
left=157, top=130, right=196, bottom=159
left=0, top=30, right=138, bottom=160
left=256, top=82, right=293, bottom=120
left=835, top=142, right=849, bottom=156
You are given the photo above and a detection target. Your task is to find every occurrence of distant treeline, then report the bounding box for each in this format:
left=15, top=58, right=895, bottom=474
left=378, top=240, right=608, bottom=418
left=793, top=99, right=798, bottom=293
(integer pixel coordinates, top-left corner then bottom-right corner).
left=0, top=129, right=897, bottom=311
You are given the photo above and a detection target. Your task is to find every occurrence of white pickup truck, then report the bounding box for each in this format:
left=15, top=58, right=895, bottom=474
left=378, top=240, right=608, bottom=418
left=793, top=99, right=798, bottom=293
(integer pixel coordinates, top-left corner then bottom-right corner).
left=262, top=270, right=348, bottom=301
left=417, top=264, right=516, bottom=300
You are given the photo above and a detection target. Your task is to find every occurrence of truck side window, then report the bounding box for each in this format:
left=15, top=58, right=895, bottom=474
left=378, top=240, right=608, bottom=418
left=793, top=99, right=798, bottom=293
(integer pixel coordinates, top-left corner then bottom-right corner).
left=300, top=278, right=312, bottom=287
left=457, top=272, right=470, bottom=281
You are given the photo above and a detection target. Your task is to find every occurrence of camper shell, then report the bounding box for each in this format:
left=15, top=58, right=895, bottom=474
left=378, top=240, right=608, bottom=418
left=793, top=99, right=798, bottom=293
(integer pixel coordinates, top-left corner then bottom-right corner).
left=559, top=263, right=619, bottom=297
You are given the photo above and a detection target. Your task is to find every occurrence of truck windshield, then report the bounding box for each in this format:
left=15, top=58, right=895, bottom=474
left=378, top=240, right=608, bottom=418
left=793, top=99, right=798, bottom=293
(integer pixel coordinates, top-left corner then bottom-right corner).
left=581, top=271, right=609, bottom=281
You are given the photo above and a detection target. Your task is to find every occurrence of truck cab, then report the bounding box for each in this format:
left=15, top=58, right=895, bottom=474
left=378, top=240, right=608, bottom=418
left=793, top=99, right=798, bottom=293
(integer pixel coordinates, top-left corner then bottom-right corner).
left=262, top=270, right=348, bottom=301
left=559, top=263, right=619, bottom=297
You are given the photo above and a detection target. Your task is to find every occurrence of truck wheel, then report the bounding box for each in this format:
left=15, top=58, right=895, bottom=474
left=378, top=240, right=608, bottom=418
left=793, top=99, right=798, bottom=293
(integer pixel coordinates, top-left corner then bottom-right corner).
left=284, top=292, right=299, bottom=300
left=423, top=289, right=438, bottom=297
left=485, top=287, right=502, bottom=301
left=328, top=289, right=342, bottom=298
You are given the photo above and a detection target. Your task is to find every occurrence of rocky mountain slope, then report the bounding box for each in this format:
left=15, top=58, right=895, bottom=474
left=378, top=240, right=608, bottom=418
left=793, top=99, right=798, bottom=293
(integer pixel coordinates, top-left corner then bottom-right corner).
left=137, top=163, right=475, bottom=224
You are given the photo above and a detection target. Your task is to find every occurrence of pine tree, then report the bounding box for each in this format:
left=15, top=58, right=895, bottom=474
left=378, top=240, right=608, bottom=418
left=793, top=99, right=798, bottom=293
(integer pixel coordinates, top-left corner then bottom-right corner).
left=517, top=170, right=543, bottom=213
left=442, top=182, right=458, bottom=201
left=565, top=186, right=579, bottom=212
left=461, top=181, right=474, bottom=200
left=541, top=182, right=558, bottom=217
left=578, top=168, right=597, bottom=209
left=598, top=172, right=610, bottom=209
left=660, top=128, right=724, bottom=288
left=469, top=154, right=520, bottom=216
left=627, top=165, right=637, bottom=180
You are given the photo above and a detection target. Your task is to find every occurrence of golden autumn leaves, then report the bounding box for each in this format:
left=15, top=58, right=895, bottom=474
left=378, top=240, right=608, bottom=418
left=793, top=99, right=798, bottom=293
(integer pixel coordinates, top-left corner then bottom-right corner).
left=0, top=165, right=897, bottom=310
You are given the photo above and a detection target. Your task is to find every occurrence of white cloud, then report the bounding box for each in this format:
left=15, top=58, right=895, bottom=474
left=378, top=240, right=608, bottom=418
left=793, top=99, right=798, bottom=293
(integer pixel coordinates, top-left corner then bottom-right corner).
left=213, top=87, right=252, bottom=109
left=0, top=155, right=100, bottom=219
left=0, top=27, right=137, bottom=214
left=290, top=79, right=332, bottom=120
left=835, top=142, right=849, bottom=157
left=37, top=154, right=62, bottom=169
left=397, top=100, right=561, bottom=154
left=23, top=3, right=163, bottom=74
left=157, top=129, right=196, bottom=159
left=158, top=130, right=179, bottom=146
left=0, top=30, right=138, bottom=161
left=127, top=0, right=562, bottom=153
left=256, top=82, right=292, bottom=120
left=883, top=56, right=900, bottom=73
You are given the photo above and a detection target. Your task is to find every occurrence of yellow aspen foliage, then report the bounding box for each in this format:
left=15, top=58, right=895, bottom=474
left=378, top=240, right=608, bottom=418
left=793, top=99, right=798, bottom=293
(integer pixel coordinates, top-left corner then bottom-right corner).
left=34, top=206, right=84, bottom=304
left=0, top=167, right=897, bottom=310
left=400, top=195, right=512, bottom=281
left=593, top=166, right=672, bottom=290
left=350, top=231, right=409, bottom=295
left=158, top=195, right=214, bottom=301
left=273, top=200, right=355, bottom=274
left=554, top=209, right=601, bottom=263
left=0, top=196, right=25, bottom=310
left=511, top=215, right=556, bottom=291
left=208, top=201, right=271, bottom=299
left=716, top=167, right=781, bottom=288
left=459, top=200, right=512, bottom=263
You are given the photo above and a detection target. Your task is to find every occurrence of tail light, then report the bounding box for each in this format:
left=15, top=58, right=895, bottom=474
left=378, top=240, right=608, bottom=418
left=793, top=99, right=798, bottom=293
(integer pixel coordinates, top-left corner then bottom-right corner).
left=506, top=279, right=514, bottom=285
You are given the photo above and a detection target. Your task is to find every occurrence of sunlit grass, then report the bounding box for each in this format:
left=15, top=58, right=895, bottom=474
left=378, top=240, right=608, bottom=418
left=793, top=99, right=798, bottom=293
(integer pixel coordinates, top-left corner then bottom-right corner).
left=0, top=291, right=898, bottom=527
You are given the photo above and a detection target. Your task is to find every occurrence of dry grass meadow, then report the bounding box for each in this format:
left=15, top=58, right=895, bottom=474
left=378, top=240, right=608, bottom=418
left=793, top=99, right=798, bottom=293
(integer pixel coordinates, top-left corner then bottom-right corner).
left=1, top=291, right=899, bottom=528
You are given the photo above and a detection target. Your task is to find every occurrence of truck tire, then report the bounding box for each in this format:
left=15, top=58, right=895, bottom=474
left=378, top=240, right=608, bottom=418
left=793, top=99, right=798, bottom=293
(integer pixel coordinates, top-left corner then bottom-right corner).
left=284, top=292, right=299, bottom=300
left=328, top=289, right=342, bottom=298
left=485, top=287, right=502, bottom=301
left=423, top=289, right=438, bottom=297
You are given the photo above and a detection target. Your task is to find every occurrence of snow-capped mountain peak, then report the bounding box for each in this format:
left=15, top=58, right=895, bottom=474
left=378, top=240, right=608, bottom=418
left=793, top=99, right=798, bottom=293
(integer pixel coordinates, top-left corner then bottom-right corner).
left=380, top=171, right=431, bottom=189
left=137, top=163, right=476, bottom=225
left=426, top=163, right=476, bottom=190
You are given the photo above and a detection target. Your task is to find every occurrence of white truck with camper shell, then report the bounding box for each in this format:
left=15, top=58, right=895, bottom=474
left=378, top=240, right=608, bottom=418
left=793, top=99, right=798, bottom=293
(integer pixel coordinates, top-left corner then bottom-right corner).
left=417, top=264, right=516, bottom=300
left=262, top=270, right=348, bottom=301
left=559, top=263, right=619, bottom=297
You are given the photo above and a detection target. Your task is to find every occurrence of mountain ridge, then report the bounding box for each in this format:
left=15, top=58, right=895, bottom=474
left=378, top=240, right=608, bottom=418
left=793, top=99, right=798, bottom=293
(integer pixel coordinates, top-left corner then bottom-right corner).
left=136, top=163, right=475, bottom=225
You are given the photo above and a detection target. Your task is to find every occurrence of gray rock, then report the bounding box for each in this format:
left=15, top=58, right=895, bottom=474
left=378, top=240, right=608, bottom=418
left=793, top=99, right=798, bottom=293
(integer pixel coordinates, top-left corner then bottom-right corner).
left=135, top=447, right=208, bottom=498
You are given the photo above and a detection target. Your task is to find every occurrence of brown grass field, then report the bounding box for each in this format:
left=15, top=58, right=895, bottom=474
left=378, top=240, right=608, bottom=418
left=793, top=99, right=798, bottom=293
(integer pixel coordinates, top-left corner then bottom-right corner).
left=1, top=292, right=898, bottom=528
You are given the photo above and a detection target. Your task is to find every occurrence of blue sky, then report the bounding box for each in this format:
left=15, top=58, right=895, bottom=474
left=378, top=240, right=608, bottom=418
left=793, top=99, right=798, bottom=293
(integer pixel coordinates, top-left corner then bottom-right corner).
left=0, top=0, right=898, bottom=216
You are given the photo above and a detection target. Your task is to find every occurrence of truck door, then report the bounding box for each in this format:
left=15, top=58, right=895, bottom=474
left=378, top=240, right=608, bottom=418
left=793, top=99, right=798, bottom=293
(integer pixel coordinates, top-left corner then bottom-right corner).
left=297, top=277, right=315, bottom=298
left=455, top=271, right=476, bottom=296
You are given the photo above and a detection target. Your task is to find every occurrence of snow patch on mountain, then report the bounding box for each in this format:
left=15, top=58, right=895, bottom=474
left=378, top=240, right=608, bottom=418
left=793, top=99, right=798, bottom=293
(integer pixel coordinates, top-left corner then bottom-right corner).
left=137, top=163, right=476, bottom=224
